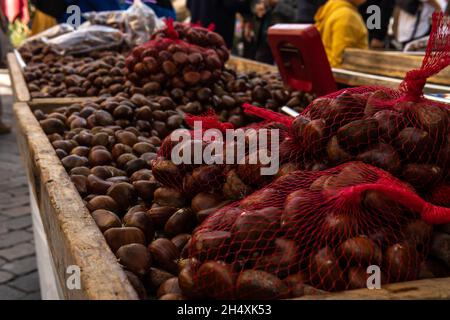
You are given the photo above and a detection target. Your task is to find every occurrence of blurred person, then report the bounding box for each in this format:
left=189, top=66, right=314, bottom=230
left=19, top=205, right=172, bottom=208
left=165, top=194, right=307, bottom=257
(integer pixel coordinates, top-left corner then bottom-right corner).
left=187, top=0, right=251, bottom=48
left=0, top=7, right=11, bottom=134
left=315, top=0, right=368, bottom=67
left=31, top=10, right=57, bottom=36
left=297, top=0, right=327, bottom=23
left=1, top=0, right=29, bottom=25
left=359, top=0, right=395, bottom=49
left=245, top=0, right=297, bottom=64
left=173, top=0, right=190, bottom=21
left=393, top=0, right=444, bottom=48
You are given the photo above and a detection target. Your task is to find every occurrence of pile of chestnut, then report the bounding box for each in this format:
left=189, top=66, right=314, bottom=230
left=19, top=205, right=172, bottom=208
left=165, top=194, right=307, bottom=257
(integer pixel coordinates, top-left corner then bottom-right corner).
left=23, top=50, right=130, bottom=98
left=35, top=95, right=233, bottom=299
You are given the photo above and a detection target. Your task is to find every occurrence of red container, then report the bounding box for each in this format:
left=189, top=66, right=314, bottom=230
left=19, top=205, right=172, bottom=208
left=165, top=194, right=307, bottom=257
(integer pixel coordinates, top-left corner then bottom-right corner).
left=268, top=24, right=337, bottom=97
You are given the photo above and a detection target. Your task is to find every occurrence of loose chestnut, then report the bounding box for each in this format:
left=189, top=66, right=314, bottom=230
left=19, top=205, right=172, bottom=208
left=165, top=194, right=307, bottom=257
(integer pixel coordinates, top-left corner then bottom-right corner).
left=148, top=238, right=180, bottom=275
left=104, top=227, right=146, bottom=253
left=91, top=209, right=122, bottom=232
left=116, top=243, right=151, bottom=276
left=236, top=270, right=289, bottom=300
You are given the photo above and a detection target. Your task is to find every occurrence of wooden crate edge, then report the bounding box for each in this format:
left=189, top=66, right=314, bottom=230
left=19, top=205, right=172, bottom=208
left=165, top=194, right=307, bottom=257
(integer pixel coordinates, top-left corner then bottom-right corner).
left=299, top=277, right=450, bottom=300
left=7, top=52, right=31, bottom=103
left=13, top=102, right=138, bottom=300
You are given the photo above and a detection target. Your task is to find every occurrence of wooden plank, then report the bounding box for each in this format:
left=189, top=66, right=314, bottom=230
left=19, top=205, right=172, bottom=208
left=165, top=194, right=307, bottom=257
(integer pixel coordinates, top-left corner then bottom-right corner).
left=228, top=56, right=278, bottom=74
left=300, top=277, right=450, bottom=300
left=332, top=68, right=450, bottom=94
left=341, top=48, right=450, bottom=86
left=7, top=52, right=31, bottom=102
left=230, top=56, right=450, bottom=94
left=13, top=102, right=138, bottom=300
left=29, top=97, right=99, bottom=114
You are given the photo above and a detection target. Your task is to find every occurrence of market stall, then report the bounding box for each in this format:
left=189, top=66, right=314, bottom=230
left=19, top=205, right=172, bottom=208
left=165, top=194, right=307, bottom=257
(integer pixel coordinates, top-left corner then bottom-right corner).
left=9, top=16, right=450, bottom=300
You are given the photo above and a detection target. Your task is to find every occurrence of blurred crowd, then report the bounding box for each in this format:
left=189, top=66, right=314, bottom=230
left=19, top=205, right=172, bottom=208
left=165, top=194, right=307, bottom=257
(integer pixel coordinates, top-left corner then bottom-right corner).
left=1, top=0, right=449, bottom=67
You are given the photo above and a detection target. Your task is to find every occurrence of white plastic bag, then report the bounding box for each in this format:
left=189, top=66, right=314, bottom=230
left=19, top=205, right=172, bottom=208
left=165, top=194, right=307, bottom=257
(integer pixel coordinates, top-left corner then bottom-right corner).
left=83, top=0, right=163, bottom=46
left=47, top=25, right=125, bottom=55
left=23, top=23, right=74, bottom=44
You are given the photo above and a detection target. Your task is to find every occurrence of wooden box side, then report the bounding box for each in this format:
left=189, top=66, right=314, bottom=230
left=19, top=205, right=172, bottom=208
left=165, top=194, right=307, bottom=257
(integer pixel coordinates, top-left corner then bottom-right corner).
left=13, top=102, right=138, bottom=300
left=7, top=53, right=31, bottom=103
left=341, top=48, right=450, bottom=86
left=299, top=277, right=450, bottom=300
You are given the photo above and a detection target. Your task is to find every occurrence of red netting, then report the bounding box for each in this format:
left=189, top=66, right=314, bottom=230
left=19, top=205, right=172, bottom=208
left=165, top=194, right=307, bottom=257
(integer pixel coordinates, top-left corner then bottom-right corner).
left=151, top=112, right=290, bottom=199
left=151, top=19, right=230, bottom=64
left=183, top=162, right=450, bottom=299
left=125, top=19, right=227, bottom=88
left=243, top=13, right=450, bottom=194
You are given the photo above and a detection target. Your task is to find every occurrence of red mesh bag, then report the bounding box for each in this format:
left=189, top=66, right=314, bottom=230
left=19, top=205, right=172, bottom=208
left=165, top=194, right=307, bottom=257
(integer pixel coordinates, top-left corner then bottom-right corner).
left=151, top=20, right=230, bottom=64
left=243, top=13, right=450, bottom=193
left=125, top=19, right=227, bottom=89
left=182, top=162, right=450, bottom=300
left=151, top=111, right=290, bottom=201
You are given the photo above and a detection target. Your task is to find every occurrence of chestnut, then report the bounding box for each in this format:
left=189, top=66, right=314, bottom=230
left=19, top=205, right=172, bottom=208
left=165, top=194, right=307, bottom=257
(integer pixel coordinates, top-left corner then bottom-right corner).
left=104, top=227, right=146, bottom=253
left=144, top=267, right=176, bottom=292
left=191, top=193, right=223, bottom=213
left=336, top=119, right=379, bottom=153
left=61, top=155, right=88, bottom=171
left=147, top=206, right=178, bottom=229
left=107, top=182, right=137, bottom=213
left=116, top=243, right=151, bottom=276
left=232, top=207, right=281, bottom=249
left=284, top=273, right=306, bottom=298
left=133, top=180, right=159, bottom=202
left=86, top=174, right=113, bottom=195
left=87, top=195, right=119, bottom=213
left=223, top=169, right=252, bottom=200
left=91, top=209, right=122, bottom=233
left=124, top=270, right=147, bottom=300
left=384, top=242, right=420, bottom=282
left=309, top=246, right=346, bottom=291
left=356, top=143, right=401, bottom=174
left=159, top=293, right=185, bottom=300
left=253, top=238, right=300, bottom=278
left=401, top=163, right=442, bottom=191
left=154, top=187, right=186, bottom=208
left=347, top=267, right=369, bottom=289
left=172, top=234, right=192, bottom=252
left=197, top=261, right=235, bottom=300
left=124, top=211, right=155, bottom=241
left=236, top=270, right=289, bottom=300
left=88, top=148, right=113, bottom=166
left=148, top=238, right=180, bottom=275
left=338, top=236, right=382, bottom=266
left=156, top=278, right=182, bottom=298
left=164, top=208, right=196, bottom=237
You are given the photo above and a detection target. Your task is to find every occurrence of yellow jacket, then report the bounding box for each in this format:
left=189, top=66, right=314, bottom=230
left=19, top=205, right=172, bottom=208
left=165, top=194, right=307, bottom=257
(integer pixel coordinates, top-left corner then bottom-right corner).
left=315, top=0, right=368, bottom=67
left=31, top=10, right=57, bottom=36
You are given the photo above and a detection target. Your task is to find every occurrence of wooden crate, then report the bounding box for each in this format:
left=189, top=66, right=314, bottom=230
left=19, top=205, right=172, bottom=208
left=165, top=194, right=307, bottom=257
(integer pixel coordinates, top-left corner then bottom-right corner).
left=341, top=48, right=450, bottom=86
left=9, top=51, right=450, bottom=106
left=14, top=100, right=450, bottom=300
left=13, top=101, right=138, bottom=300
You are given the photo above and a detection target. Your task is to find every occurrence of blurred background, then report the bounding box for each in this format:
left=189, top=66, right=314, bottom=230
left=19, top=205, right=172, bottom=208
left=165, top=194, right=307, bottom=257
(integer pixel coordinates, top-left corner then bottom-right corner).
left=1, top=0, right=449, bottom=67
